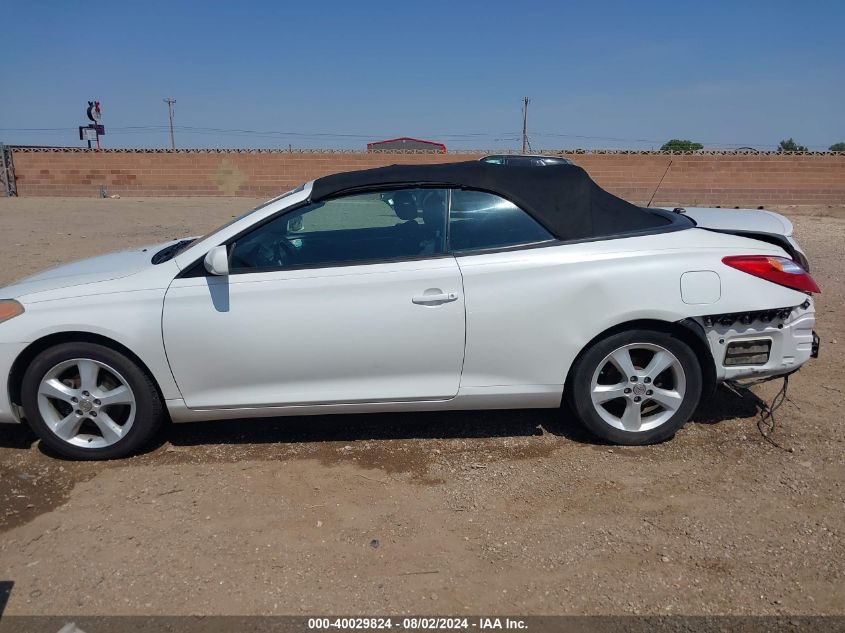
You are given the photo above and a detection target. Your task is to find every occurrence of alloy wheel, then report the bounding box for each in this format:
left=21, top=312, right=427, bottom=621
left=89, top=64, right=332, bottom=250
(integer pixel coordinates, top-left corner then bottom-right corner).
left=36, top=358, right=137, bottom=448
left=589, top=343, right=686, bottom=432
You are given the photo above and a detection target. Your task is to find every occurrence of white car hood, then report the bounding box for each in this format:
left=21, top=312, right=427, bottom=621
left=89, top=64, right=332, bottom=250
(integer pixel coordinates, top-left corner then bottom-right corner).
left=1, top=239, right=181, bottom=299
left=671, top=207, right=793, bottom=237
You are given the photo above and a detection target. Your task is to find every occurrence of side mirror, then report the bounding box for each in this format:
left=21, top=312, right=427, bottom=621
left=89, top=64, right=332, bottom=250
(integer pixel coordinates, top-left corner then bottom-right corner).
left=204, top=245, right=229, bottom=276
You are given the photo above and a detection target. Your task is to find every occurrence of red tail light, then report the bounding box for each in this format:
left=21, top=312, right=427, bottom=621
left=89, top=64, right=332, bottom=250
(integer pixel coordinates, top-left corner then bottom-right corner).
left=722, top=255, right=820, bottom=293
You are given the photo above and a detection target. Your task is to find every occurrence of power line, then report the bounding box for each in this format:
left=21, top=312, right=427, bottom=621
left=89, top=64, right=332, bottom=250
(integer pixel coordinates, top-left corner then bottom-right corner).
left=0, top=125, right=803, bottom=150
left=0, top=126, right=523, bottom=144
left=169, top=126, right=507, bottom=141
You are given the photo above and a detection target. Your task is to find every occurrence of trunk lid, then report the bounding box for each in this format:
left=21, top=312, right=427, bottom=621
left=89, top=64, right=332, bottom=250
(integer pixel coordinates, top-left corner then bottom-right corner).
left=664, top=206, right=808, bottom=270
left=672, top=207, right=793, bottom=236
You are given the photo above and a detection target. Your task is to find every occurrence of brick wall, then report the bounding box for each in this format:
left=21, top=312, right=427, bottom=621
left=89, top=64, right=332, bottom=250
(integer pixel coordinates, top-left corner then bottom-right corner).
left=9, top=149, right=845, bottom=206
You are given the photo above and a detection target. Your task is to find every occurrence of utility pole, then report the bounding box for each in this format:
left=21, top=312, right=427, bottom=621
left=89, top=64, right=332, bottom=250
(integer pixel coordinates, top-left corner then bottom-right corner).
left=163, top=98, right=176, bottom=149
left=521, top=97, right=530, bottom=154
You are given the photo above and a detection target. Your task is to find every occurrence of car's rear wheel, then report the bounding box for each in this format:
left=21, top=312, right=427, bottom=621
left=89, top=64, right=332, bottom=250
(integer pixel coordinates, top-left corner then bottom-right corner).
left=568, top=329, right=702, bottom=445
left=21, top=342, right=165, bottom=459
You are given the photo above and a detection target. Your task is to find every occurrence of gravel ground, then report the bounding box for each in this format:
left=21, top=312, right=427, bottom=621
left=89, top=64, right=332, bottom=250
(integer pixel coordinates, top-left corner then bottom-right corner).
left=0, top=197, right=842, bottom=616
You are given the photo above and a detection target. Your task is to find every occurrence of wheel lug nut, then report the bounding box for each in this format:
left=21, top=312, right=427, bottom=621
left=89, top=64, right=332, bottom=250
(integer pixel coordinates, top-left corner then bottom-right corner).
left=82, top=391, right=89, bottom=397
left=647, top=390, right=653, bottom=396
left=94, top=399, right=101, bottom=405
left=75, top=410, right=82, bottom=415
left=630, top=376, right=638, bottom=382
left=644, top=377, right=651, bottom=383
left=91, top=411, right=97, bottom=417
left=624, top=388, right=632, bottom=394
left=633, top=396, right=642, bottom=403
left=71, top=397, right=78, bottom=403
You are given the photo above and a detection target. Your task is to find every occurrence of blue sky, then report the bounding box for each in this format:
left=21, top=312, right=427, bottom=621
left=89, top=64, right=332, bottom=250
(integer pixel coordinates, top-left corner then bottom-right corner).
left=3, top=0, right=843, bottom=150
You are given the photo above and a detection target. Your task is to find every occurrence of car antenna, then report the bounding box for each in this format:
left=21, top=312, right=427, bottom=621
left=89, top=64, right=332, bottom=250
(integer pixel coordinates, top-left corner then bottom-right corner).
left=646, top=159, right=673, bottom=208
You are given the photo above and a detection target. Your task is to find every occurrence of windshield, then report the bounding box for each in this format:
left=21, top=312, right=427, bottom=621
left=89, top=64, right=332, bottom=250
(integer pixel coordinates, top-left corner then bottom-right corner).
left=151, top=184, right=307, bottom=264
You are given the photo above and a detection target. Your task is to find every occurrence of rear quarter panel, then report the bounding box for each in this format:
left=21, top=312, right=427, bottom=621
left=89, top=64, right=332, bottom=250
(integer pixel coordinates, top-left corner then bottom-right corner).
left=455, top=228, right=807, bottom=389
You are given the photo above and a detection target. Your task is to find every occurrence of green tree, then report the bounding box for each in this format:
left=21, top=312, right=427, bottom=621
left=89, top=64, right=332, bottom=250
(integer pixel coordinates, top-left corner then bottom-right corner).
left=829, top=142, right=845, bottom=152
left=778, top=138, right=809, bottom=152
left=660, top=139, right=704, bottom=152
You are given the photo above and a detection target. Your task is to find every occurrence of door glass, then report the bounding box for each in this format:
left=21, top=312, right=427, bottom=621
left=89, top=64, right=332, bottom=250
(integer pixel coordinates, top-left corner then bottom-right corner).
left=229, top=188, right=448, bottom=271
left=448, top=189, right=554, bottom=252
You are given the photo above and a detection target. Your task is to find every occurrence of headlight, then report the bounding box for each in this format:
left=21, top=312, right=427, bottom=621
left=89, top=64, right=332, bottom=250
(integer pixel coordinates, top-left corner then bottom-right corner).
left=0, top=300, right=24, bottom=324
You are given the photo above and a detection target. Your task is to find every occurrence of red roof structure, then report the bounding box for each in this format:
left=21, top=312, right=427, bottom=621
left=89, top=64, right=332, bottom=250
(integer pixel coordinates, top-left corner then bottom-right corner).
left=366, top=137, right=447, bottom=153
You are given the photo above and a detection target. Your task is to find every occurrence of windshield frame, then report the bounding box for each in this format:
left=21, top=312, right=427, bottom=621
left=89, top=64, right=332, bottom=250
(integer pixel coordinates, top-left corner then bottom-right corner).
left=171, top=182, right=312, bottom=271
left=193, top=184, right=307, bottom=245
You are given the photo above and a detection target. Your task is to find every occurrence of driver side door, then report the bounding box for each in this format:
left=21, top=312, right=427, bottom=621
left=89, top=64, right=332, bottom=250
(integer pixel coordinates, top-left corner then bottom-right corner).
left=162, top=188, right=465, bottom=410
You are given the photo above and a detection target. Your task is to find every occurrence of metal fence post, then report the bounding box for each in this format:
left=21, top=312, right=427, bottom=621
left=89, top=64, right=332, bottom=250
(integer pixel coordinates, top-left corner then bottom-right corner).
left=0, top=144, right=18, bottom=197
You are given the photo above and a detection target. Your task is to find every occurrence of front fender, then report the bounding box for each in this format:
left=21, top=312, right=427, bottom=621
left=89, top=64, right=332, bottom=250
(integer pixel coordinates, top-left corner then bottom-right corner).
left=1, top=289, right=181, bottom=401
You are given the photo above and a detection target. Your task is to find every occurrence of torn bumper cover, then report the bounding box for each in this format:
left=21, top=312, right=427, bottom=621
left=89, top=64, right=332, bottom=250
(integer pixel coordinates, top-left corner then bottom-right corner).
left=698, top=299, right=817, bottom=381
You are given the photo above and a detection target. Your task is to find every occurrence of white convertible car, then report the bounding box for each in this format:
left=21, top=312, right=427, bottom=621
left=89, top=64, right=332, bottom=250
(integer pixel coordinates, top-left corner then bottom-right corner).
left=0, top=161, right=820, bottom=459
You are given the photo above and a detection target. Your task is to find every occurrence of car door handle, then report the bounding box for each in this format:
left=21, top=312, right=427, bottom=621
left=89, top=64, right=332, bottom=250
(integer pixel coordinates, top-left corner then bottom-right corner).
left=412, top=291, right=459, bottom=305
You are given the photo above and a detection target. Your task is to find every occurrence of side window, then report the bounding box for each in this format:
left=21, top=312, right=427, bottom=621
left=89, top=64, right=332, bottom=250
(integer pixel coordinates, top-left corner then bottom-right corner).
left=229, top=188, right=448, bottom=271
left=448, top=189, right=554, bottom=253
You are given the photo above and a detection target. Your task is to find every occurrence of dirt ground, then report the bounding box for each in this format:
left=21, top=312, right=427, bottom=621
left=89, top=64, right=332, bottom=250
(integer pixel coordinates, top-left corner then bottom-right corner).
left=0, top=197, right=842, bottom=616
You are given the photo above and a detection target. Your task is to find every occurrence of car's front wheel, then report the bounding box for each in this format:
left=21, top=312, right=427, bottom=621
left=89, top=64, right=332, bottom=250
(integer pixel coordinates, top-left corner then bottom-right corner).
left=568, top=329, right=702, bottom=445
left=21, top=342, right=165, bottom=459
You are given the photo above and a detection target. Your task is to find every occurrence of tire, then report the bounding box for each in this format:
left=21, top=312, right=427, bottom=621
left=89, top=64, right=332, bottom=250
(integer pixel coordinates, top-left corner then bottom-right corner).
left=568, top=329, right=703, bottom=445
left=21, top=342, right=165, bottom=459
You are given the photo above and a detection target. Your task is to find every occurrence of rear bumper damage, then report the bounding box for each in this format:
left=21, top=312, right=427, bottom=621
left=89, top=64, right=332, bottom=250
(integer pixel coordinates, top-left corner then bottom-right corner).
left=697, top=299, right=817, bottom=381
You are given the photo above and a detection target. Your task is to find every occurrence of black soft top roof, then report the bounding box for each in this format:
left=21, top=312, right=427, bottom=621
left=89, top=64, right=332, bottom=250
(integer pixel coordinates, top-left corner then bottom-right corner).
left=310, top=161, right=672, bottom=242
